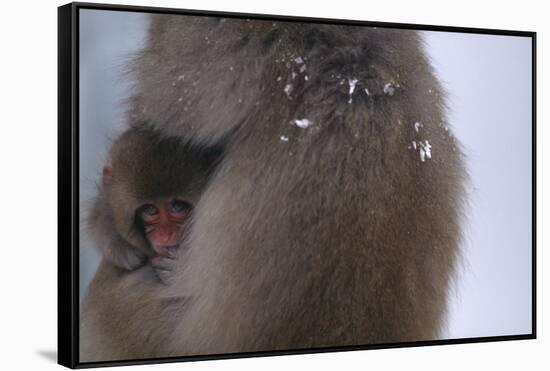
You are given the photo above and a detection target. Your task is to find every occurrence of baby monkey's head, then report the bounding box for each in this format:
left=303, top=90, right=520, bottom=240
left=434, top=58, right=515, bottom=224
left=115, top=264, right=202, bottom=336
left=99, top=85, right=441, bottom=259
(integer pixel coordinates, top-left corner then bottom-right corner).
left=102, top=127, right=221, bottom=259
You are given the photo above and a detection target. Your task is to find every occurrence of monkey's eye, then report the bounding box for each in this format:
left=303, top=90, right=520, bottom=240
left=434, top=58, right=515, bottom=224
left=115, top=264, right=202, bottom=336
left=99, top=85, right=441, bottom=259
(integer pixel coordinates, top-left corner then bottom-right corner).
left=170, top=199, right=191, bottom=213
left=139, top=204, right=159, bottom=217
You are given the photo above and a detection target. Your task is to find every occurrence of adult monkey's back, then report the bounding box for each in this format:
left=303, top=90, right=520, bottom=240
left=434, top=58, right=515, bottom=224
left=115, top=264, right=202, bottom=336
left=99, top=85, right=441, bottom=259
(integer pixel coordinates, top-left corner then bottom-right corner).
left=125, top=15, right=465, bottom=356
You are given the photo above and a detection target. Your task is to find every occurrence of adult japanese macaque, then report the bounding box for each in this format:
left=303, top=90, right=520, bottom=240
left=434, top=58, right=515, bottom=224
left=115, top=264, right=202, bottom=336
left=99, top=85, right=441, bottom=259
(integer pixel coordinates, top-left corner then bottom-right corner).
left=86, top=127, right=219, bottom=281
left=80, top=14, right=466, bottom=362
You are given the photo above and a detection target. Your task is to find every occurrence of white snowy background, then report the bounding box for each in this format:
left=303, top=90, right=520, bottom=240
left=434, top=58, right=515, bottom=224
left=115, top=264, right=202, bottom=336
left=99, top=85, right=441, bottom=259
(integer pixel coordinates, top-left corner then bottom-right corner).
left=78, top=9, right=533, bottom=340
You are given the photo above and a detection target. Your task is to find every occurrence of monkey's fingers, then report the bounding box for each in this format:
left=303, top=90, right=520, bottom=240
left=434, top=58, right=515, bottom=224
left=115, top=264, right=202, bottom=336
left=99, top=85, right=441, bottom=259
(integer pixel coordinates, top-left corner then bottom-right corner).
left=165, top=246, right=179, bottom=259
left=107, top=243, right=147, bottom=271
left=151, top=255, right=177, bottom=285
left=152, top=244, right=179, bottom=259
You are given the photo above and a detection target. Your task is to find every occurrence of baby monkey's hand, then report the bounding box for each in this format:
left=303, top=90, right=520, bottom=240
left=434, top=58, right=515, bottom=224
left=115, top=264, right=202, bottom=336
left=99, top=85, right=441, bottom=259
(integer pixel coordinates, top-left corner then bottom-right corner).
left=151, top=246, right=179, bottom=285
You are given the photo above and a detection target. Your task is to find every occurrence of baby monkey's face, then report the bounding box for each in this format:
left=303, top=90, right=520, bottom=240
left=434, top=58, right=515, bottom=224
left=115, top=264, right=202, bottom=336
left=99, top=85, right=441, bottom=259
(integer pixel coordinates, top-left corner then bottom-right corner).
left=135, top=198, right=192, bottom=258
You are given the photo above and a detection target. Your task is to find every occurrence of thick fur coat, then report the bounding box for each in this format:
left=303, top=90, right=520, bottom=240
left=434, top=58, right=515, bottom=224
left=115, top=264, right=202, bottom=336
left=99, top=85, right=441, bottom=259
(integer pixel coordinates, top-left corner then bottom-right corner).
left=80, top=14, right=465, bottom=361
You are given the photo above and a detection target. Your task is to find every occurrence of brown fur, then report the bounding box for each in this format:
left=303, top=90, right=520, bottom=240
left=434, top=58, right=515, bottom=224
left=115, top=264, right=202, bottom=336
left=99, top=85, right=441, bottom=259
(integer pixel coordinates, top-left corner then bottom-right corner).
left=81, top=14, right=465, bottom=362
left=80, top=261, right=190, bottom=361
left=86, top=127, right=220, bottom=270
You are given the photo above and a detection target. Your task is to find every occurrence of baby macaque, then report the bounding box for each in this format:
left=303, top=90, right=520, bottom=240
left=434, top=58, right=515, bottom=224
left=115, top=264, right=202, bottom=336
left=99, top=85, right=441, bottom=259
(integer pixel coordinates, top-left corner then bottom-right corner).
left=87, top=127, right=221, bottom=282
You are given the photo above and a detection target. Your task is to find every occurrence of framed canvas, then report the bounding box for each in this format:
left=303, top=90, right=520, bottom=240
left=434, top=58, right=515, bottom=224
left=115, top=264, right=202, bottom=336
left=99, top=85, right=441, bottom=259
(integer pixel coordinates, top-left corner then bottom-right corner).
left=58, top=2, right=536, bottom=368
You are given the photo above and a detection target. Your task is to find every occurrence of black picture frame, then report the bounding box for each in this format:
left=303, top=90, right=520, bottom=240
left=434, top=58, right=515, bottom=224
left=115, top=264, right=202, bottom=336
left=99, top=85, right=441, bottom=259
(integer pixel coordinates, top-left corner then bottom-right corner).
left=58, top=2, right=537, bottom=369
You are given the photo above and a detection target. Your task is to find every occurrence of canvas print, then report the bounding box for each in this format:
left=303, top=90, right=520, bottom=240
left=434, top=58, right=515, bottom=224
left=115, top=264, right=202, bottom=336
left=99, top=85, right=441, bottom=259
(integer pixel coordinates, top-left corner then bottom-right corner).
left=64, top=4, right=534, bottom=367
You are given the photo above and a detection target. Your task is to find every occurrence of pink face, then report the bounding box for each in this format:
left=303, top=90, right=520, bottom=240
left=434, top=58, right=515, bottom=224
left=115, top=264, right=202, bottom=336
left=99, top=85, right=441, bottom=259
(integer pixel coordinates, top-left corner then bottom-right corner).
left=136, top=199, right=192, bottom=257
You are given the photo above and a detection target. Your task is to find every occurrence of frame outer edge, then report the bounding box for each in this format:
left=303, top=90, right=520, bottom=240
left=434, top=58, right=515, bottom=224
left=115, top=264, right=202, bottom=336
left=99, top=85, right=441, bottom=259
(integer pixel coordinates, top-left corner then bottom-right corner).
left=64, top=3, right=537, bottom=368
left=58, top=2, right=78, bottom=369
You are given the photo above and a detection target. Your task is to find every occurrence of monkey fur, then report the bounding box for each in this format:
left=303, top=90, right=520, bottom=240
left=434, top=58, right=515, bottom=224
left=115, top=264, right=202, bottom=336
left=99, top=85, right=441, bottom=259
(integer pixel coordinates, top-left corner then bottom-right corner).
left=80, top=15, right=466, bottom=361
left=87, top=127, right=220, bottom=271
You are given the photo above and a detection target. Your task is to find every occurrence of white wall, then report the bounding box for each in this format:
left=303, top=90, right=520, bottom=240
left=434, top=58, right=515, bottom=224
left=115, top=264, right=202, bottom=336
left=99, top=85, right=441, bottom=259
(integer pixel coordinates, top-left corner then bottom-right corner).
left=0, top=1, right=546, bottom=371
